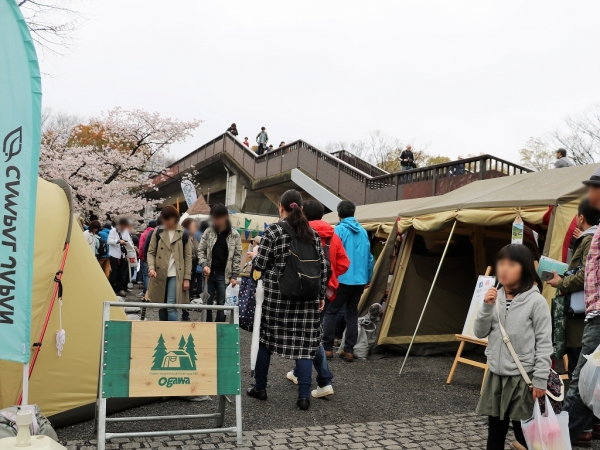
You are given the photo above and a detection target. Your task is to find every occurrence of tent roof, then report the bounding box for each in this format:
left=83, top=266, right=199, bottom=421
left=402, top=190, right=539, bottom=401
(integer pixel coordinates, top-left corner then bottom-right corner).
left=186, top=195, right=211, bottom=215
left=392, top=164, right=599, bottom=218
left=323, top=196, right=435, bottom=226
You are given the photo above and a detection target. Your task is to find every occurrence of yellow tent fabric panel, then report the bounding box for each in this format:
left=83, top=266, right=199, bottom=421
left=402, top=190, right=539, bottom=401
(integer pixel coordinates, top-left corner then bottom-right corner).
left=0, top=179, right=125, bottom=417
left=397, top=207, right=550, bottom=234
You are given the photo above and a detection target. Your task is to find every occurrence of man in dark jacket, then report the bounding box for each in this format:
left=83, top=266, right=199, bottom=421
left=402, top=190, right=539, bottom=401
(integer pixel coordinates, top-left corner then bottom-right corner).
left=399, top=145, right=415, bottom=171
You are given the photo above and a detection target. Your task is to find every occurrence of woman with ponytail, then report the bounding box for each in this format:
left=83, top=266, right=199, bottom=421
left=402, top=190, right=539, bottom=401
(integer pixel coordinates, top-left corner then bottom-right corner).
left=248, top=189, right=329, bottom=410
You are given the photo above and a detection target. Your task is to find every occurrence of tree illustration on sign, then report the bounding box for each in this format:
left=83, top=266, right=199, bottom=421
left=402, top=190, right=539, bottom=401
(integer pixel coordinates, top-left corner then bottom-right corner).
left=152, top=334, right=167, bottom=370
left=178, top=335, right=186, bottom=350
left=186, top=334, right=197, bottom=370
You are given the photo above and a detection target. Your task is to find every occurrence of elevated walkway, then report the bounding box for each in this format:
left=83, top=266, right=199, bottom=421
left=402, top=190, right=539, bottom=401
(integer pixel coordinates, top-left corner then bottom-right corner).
left=148, top=133, right=531, bottom=211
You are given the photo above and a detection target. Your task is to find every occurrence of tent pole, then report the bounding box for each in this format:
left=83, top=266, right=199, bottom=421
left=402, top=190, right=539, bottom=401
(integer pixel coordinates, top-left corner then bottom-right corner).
left=399, top=220, right=457, bottom=375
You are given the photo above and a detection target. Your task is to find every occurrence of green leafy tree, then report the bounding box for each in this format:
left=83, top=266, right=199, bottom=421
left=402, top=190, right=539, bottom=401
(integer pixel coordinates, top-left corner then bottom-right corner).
left=519, top=137, right=554, bottom=171
left=185, top=334, right=197, bottom=370
left=178, top=335, right=186, bottom=350
left=152, top=334, right=167, bottom=370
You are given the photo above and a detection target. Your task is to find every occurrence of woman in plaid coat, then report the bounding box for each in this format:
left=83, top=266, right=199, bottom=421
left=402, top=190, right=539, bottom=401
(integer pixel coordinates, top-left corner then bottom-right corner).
left=248, top=190, right=328, bottom=410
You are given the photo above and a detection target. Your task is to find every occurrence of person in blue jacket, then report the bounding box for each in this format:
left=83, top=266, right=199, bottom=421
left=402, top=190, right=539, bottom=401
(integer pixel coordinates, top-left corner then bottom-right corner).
left=322, top=200, right=374, bottom=362
left=97, top=222, right=112, bottom=278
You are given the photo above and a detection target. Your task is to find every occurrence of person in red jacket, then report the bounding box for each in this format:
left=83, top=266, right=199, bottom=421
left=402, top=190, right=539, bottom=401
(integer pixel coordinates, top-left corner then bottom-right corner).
left=285, top=200, right=349, bottom=400
left=304, top=200, right=350, bottom=303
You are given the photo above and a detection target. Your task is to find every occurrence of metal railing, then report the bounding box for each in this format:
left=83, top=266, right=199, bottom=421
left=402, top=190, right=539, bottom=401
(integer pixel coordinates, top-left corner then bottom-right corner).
left=152, top=133, right=532, bottom=205
left=330, top=149, right=390, bottom=177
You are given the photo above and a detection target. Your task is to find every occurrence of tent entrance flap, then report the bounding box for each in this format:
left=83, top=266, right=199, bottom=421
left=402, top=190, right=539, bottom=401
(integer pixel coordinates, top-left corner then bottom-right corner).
left=400, top=220, right=457, bottom=374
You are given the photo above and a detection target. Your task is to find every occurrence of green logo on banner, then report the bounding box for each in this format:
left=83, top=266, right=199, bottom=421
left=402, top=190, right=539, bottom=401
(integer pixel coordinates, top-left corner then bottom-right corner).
left=151, top=333, right=198, bottom=370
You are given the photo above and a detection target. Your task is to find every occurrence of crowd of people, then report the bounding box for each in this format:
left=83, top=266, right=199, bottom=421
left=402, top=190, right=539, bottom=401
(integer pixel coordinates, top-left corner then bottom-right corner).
left=79, top=164, right=600, bottom=446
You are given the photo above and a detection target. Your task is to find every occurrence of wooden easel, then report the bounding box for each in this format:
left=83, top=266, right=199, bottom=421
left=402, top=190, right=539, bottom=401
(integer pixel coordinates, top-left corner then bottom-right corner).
left=446, top=266, right=491, bottom=392
left=446, top=334, right=489, bottom=392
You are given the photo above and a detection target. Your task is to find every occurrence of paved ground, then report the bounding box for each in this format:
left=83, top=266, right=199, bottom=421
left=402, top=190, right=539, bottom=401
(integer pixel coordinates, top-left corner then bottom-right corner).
left=55, top=294, right=599, bottom=449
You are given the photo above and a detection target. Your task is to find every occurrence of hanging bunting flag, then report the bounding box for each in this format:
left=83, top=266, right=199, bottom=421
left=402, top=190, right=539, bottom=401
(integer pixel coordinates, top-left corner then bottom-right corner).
left=264, top=222, right=269, bottom=230
left=0, top=0, right=42, bottom=363
left=251, top=230, right=258, bottom=239
left=245, top=218, right=252, bottom=229
left=245, top=230, right=251, bottom=240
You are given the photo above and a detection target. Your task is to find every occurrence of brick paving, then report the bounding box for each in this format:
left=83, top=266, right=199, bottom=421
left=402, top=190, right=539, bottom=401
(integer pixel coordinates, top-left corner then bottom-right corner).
left=62, top=413, right=517, bottom=449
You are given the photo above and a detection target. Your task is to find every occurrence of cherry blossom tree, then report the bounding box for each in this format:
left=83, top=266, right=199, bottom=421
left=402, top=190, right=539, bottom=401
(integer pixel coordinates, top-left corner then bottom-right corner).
left=39, top=108, right=201, bottom=220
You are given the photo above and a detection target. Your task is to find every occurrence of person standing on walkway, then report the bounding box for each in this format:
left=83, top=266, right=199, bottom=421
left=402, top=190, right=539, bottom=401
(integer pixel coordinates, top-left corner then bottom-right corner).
left=554, top=148, right=575, bottom=168
left=181, top=218, right=200, bottom=321
left=83, top=220, right=101, bottom=256
left=399, top=144, right=415, bottom=171
left=97, top=222, right=112, bottom=278
left=227, top=123, right=238, bottom=136
left=243, top=137, right=250, bottom=147
left=474, top=244, right=551, bottom=450
left=322, top=200, right=373, bottom=362
left=198, top=204, right=242, bottom=322
left=285, top=199, right=348, bottom=399
left=256, top=127, right=269, bottom=155
left=108, top=217, right=134, bottom=296
left=247, top=190, right=328, bottom=410
left=138, top=219, right=157, bottom=297
left=564, top=167, right=600, bottom=445
left=146, top=206, right=193, bottom=322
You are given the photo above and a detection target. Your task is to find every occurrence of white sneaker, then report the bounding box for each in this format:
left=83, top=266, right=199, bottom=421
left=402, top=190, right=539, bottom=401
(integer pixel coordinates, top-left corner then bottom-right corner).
left=286, top=370, right=298, bottom=385
left=311, top=385, right=334, bottom=398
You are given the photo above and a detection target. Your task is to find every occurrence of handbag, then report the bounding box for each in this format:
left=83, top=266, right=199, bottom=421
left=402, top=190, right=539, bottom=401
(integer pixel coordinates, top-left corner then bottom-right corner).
left=495, top=300, right=564, bottom=414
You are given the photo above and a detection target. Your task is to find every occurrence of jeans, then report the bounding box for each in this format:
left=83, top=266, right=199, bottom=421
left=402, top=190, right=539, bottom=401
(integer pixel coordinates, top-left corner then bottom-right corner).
left=486, top=416, right=525, bottom=450
left=256, top=143, right=266, bottom=155
left=255, top=343, right=313, bottom=398
left=293, top=345, right=333, bottom=388
left=322, top=283, right=364, bottom=354
left=401, top=165, right=411, bottom=171
left=140, top=260, right=149, bottom=294
left=109, top=256, right=129, bottom=293
left=158, top=276, right=178, bottom=321
left=192, top=270, right=203, bottom=298
left=207, top=272, right=227, bottom=322
left=564, top=316, right=600, bottom=443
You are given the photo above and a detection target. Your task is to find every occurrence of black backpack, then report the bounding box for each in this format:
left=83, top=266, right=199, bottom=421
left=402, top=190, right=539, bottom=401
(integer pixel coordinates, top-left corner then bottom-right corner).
left=277, top=222, right=322, bottom=301
left=143, top=228, right=189, bottom=261
left=97, top=238, right=108, bottom=259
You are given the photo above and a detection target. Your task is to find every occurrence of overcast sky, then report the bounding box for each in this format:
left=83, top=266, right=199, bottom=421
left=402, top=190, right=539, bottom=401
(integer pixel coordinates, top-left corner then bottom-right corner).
left=40, top=0, right=600, bottom=164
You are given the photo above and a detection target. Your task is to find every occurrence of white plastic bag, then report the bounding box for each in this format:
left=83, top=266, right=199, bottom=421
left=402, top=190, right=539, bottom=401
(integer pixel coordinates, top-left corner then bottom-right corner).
left=579, top=346, right=600, bottom=416
left=521, top=396, right=572, bottom=450
left=250, top=280, right=264, bottom=373
left=224, top=282, right=240, bottom=317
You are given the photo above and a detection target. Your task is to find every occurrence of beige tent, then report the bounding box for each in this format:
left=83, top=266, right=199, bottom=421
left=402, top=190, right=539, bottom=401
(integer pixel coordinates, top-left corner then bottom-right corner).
left=0, top=178, right=125, bottom=424
left=323, top=197, right=435, bottom=236
left=186, top=195, right=211, bottom=215
left=357, top=164, right=599, bottom=354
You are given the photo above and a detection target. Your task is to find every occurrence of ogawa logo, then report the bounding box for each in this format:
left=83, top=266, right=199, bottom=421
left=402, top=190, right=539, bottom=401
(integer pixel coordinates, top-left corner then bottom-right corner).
left=151, top=333, right=197, bottom=370
left=3, top=127, right=22, bottom=163
left=158, top=377, right=191, bottom=388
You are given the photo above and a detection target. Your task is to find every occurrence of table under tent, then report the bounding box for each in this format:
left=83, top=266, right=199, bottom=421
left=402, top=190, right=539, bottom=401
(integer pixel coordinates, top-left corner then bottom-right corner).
left=346, top=164, right=599, bottom=355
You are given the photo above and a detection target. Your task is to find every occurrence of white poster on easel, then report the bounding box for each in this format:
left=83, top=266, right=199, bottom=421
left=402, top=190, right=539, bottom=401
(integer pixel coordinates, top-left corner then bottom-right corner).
left=461, top=275, right=496, bottom=340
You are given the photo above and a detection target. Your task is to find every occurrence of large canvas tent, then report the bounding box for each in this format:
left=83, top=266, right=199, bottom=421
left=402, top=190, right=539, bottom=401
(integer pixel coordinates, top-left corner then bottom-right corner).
left=357, top=164, right=599, bottom=354
left=0, top=178, right=125, bottom=424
